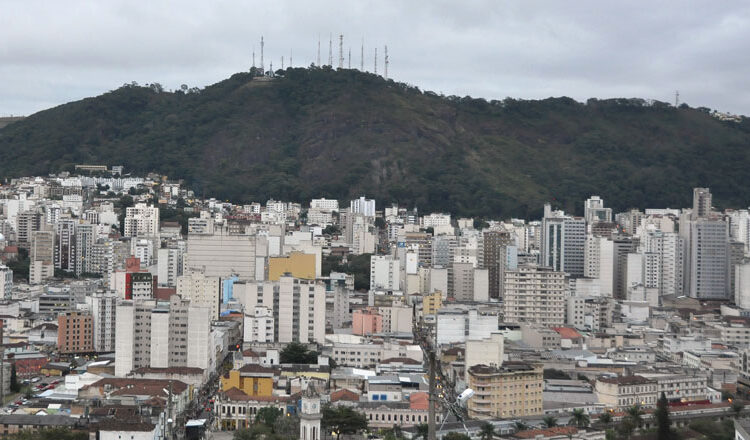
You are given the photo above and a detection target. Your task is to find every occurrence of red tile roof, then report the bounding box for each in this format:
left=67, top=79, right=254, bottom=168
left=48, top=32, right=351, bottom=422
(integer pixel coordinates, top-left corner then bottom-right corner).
left=552, top=327, right=583, bottom=340
left=515, top=427, right=578, bottom=438
left=331, top=389, right=360, bottom=402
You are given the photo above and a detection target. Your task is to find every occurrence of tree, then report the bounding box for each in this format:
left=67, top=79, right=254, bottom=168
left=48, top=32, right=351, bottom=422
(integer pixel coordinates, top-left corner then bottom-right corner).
left=444, top=433, right=471, bottom=440
left=654, top=392, right=673, bottom=440
left=542, top=416, right=558, bottom=428
left=415, top=424, right=429, bottom=440
left=625, top=404, right=645, bottom=429
left=514, top=421, right=530, bottom=432
left=256, top=406, right=282, bottom=429
left=617, top=418, right=636, bottom=439
left=732, top=400, right=745, bottom=418
left=233, top=424, right=274, bottom=440
left=321, top=405, right=368, bottom=439
left=597, top=412, right=613, bottom=427
left=273, top=414, right=299, bottom=439
left=479, top=422, right=496, bottom=440
left=280, top=342, right=317, bottom=364
left=568, top=408, right=590, bottom=428
left=9, top=363, right=19, bottom=393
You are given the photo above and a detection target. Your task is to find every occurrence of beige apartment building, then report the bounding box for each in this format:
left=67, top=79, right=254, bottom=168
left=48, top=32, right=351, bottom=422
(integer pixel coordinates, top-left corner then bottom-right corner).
left=467, top=362, right=543, bottom=419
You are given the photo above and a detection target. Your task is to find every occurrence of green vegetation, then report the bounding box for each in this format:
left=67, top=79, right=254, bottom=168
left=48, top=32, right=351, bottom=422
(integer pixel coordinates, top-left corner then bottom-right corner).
left=543, top=368, right=570, bottom=380
left=569, top=408, right=590, bottom=428
left=322, top=253, right=371, bottom=290
left=654, top=393, right=674, bottom=440
left=443, top=433, right=471, bottom=440
left=321, top=405, right=368, bottom=438
left=279, top=341, right=318, bottom=364
left=542, top=415, right=559, bottom=428
left=2, top=68, right=750, bottom=217
left=688, top=419, right=734, bottom=440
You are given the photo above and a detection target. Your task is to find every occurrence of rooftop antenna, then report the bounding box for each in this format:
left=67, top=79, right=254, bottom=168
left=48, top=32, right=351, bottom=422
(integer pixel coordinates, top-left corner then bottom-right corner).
left=361, top=37, right=364, bottom=71
left=374, top=47, right=378, bottom=75
left=260, top=36, right=265, bottom=73
left=384, top=45, right=389, bottom=80
left=348, top=48, right=351, bottom=69
left=675, top=90, right=680, bottom=107
left=328, top=33, right=333, bottom=66
left=338, top=34, right=344, bottom=69
left=317, top=34, right=321, bottom=66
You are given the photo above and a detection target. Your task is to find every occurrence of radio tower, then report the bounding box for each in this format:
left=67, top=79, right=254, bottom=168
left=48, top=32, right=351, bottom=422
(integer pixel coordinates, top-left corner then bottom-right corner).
left=348, top=48, right=351, bottom=69
left=328, top=33, right=333, bottom=66
left=338, top=34, right=344, bottom=68
left=675, top=90, right=680, bottom=107
left=290, top=49, right=293, bottom=68
left=260, top=36, right=265, bottom=73
left=360, top=38, right=364, bottom=71
left=374, top=47, right=378, bottom=75
left=281, top=56, right=284, bottom=70
left=252, top=47, right=256, bottom=69
left=317, top=34, right=321, bottom=66
left=384, top=45, right=389, bottom=79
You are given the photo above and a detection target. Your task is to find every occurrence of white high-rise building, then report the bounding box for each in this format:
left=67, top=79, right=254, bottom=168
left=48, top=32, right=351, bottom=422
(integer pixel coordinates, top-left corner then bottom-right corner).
left=157, top=247, right=183, bottom=287
left=114, top=295, right=212, bottom=377
left=186, top=228, right=257, bottom=279
left=686, top=218, right=729, bottom=299
left=87, top=291, right=117, bottom=352
left=176, top=271, right=221, bottom=319
left=503, top=265, right=566, bottom=326
left=277, top=276, right=326, bottom=344
left=30, top=229, right=55, bottom=284
left=75, top=222, right=96, bottom=275
left=0, top=265, right=12, bottom=300
left=350, top=196, right=376, bottom=217
left=310, top=198, right=339, bottom=212
left=123, top=203, right=160, bottom=237
left=584, top=236, right=615, bottom=296
left=541, top=205, right=586, bottom=277
left=735, top=263, right=750, bottom=309
left=244, top=307, right=275, bottom=343
left=370, top=255, right=401, bottom=291
left=584, top=196, right=613, bottom=225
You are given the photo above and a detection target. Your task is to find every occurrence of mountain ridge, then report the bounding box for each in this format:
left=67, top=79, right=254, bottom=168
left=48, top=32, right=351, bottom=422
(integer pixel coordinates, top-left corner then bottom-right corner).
left=2, top=67, right=750, bottom=218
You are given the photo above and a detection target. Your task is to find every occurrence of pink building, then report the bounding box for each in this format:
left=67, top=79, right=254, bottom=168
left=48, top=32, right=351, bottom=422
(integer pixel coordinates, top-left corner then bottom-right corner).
left=352, top=308, right=383, bottom=336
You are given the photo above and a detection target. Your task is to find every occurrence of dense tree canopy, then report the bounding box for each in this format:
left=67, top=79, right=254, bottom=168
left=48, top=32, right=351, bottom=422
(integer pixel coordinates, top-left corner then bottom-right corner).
left=3, top=68, right=750, bottom=218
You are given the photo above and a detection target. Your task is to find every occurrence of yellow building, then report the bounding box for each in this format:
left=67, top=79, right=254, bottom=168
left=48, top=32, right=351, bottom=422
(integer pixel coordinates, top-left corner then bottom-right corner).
left=268, top=252, right=316, bottom=281
left=220, top=365, right=275, bottom=397
left=422, top=291, right=443, bottom=315
left=467, top=362, right=543, bottom=419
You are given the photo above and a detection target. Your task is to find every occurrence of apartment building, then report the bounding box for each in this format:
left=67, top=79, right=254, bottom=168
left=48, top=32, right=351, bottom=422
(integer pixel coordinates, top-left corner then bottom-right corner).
left=467, top=362, right=543, bottom=419
left=503, top=265, right=566, bottom=326
left=594, top=375, right=657, bottom=410
left=123, top=203, right=160, bottom=237
left=57, top=312, right=94, bottom=354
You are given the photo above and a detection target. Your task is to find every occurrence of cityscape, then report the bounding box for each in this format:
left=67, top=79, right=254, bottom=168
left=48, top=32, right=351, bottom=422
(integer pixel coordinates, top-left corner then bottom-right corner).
left=0, top=169, right=747, bottom=440
left=4, top=2, right=750, bottom=440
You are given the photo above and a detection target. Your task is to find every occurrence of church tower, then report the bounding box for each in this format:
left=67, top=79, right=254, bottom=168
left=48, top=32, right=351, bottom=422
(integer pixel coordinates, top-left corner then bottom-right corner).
left=300, top=384, right=322, bottom=440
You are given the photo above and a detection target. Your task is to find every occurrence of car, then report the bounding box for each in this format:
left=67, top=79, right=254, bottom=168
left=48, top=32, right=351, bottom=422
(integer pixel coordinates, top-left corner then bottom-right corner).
left=14, top=401, right=22, bottom=405
left=31, top=377, right=41, bottom=383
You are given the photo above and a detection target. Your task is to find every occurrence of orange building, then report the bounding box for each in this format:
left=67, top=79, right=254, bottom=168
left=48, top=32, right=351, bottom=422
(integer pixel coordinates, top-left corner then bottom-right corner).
left=352, top=308, right=383, bottom=336
left=57, top=312, right=94, bottom=354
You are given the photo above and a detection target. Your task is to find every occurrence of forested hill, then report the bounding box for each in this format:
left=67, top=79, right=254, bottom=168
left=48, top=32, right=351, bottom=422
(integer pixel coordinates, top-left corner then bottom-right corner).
left=1, top=67, right=750, bottom=218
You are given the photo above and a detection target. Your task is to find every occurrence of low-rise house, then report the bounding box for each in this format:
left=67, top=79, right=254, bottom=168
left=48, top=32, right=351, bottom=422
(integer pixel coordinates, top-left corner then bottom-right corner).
left=594, top=375, right=657, bottom=410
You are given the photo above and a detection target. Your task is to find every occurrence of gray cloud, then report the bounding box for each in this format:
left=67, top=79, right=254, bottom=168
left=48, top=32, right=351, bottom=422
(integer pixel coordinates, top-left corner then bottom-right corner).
left=2, top=1, right=749, bottom=115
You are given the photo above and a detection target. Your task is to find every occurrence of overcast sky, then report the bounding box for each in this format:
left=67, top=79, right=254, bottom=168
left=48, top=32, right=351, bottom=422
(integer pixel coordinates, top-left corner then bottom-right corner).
left=2, top=1, right=750, bottom=116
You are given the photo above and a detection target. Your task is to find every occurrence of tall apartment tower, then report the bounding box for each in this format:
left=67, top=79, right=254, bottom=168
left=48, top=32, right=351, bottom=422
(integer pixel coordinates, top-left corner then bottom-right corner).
left=30, top=230, right=55, bottom=284
left=584, top=196, right=613, bottom=225
left=123, top=203, right=160, bottom=237
left=541, top=205, right=586, bottom=278
left=114, top=296, right=211, bottom=377
left=88, top=291, right=117, bottom=352
left=55, top=219, right=76, bottom=271
left=483, top=230, right=513, bottom=299
left=687, top=218, right=729, bottom=299
left=692, top=188, right=712, bottom=219
left=502, top=265, right=566, bottom=326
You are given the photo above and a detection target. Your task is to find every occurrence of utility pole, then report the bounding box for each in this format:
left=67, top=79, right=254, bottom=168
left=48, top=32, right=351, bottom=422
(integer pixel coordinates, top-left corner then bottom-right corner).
left=428, top=352, right=437, bottom=440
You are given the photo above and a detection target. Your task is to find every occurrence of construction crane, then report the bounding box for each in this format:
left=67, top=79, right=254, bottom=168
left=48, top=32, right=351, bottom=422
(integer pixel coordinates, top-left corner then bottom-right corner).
left=413, top=309, right=470, bottom=439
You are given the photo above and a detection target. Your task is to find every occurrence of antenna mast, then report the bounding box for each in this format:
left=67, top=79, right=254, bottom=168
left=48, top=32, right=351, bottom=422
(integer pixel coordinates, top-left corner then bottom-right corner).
left=290, top=49, right=293, bottom=68
left=281, top=56, right=284, bottom=70
left=374, top=47, right=378, bottom=75
left=328, top=33, right=333, bottom=66
left=317, top=34, right=321, bottom=66
left=348, top=48, right=351, bottom=69
left=384, top=45, right=389, bottom=79
left=338, top=34, right=344, bottom=69
left=260, top=36, right=265, bottom=73
left=675, top=90, right=680, bottom=107
left=361, top=38, right=364, bottom=71
left=252, top=47, right=255, bottom=69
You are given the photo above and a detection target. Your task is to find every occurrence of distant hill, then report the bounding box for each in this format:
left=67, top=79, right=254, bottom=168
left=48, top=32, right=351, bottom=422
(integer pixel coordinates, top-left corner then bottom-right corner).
left=1, top=67, right=749, bottom=218
left=0, top=116, right=24, bottom=130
